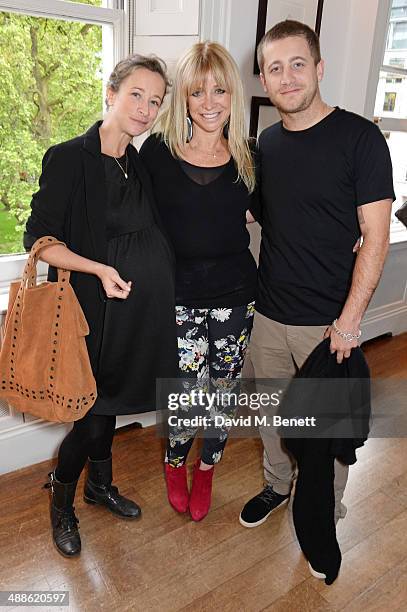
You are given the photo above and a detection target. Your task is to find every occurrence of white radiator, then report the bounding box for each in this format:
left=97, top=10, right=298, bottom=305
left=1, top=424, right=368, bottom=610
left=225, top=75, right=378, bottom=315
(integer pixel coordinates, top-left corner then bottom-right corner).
left=0, top=310, right=24, bottom=428
left=0, top=397, right=10, bottom=418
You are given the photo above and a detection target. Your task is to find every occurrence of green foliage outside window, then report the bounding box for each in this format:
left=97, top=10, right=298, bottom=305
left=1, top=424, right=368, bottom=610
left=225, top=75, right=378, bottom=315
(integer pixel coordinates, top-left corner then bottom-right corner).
left=0, top=6, right=103, bottom=254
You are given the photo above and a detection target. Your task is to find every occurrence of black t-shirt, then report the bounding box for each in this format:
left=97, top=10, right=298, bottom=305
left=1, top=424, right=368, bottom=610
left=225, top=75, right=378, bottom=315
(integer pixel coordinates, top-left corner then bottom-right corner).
left=255, top=107, right=395, bottom=325
left=139, top=134, right=257, bottom=307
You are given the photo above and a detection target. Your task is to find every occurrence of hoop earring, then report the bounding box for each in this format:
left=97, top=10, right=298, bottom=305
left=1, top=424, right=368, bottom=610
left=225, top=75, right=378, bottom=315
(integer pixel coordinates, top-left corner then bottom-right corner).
left=186, top=115, right=193, bottom=142
left=223, top=120, right=230, bottom=140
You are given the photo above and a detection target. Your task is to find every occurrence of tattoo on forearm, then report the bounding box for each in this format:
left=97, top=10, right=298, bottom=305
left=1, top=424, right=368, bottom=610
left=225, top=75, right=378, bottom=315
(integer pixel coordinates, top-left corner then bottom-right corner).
left=357, top=207, right=365, bottom=225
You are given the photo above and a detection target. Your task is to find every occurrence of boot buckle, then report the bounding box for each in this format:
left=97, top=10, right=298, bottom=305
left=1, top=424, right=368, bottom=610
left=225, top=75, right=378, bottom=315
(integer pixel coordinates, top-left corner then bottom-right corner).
left=43, top=471, right=55, bottom=492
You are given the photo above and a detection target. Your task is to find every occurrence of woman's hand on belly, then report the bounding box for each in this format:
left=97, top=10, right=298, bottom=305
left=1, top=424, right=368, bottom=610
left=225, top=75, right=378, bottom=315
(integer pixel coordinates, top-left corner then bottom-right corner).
left=37, top=243, right=132, bottom=299
left=97, top=265, right=132, bottom=299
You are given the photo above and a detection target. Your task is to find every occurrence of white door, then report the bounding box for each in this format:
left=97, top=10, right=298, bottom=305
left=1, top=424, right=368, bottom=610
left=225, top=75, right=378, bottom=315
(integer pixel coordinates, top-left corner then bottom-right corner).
left=135, top=0, right=200, bottom=36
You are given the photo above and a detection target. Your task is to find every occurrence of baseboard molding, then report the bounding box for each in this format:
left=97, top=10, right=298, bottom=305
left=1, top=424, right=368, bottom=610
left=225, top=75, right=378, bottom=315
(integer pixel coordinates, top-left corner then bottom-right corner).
left=0, top=411, right=157, bottom=476
left=362, top=298, right=407, bottom=342
left=0, top=419, right=70, bottom=476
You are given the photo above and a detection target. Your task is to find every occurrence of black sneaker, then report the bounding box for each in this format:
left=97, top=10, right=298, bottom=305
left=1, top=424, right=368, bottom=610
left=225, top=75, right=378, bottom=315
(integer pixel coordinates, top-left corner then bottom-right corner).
left=239, top=484, right=290, bottom=528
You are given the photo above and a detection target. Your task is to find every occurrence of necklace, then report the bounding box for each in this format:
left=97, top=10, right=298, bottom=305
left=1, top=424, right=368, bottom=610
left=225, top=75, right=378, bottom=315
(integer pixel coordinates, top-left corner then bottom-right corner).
left=193, top=149, right=218, bottom=159
left=201, top=150, right=217, bottom=159
left=189, top=142, right=222, bottom=159
left=113, top=153, right=128, bottom=179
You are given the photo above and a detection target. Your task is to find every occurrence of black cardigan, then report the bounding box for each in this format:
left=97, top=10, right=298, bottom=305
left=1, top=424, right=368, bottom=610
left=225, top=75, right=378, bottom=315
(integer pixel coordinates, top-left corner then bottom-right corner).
left=278, top=339, right=371, bottom=585
left=24, top=121, right=174, bottom=374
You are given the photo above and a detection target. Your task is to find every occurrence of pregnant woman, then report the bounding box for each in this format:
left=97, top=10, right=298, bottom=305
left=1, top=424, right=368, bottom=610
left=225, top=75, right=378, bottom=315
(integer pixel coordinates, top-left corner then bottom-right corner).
left=24, top=54, right=178, bottom=557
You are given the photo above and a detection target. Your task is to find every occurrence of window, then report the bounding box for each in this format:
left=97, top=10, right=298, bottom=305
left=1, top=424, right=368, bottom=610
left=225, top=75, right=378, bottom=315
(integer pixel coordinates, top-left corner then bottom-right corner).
left=391, top=0, right=407, bottom=19
left=0, top=0, right=125, bottom=264
left=383, top=91, right=397, bottom=110
left=70, top=0, right=103, bottom=4
left=389, top=21, right=407, bottom=49
left=389, top=57, right=405, bottom=66
left=385, top=131, right=407, bottom=238
left=370, top=0, right=407, bottom=242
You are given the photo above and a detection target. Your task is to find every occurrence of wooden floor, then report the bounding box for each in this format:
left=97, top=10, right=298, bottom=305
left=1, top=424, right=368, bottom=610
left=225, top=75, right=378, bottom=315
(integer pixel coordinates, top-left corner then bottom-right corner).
left=1, top=333, right=407, bottom=612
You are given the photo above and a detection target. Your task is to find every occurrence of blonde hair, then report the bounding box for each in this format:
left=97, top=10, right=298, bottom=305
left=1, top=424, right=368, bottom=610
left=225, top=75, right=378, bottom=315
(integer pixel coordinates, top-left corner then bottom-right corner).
left=158, top=42, right=255, bottom=193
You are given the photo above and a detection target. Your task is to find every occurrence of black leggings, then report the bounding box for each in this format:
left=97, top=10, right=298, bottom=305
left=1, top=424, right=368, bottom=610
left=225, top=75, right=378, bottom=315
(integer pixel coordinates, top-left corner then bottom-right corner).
left=55, top=413, right=116, bottom=483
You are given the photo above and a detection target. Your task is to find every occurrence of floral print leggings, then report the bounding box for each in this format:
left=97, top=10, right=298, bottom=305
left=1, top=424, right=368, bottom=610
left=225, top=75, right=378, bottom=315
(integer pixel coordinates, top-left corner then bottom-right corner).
left=165, top=301, right=255, bottom=467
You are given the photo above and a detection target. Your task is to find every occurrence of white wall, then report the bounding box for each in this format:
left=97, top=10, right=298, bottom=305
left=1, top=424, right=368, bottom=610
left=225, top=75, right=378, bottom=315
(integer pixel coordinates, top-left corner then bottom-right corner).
left=227, top=0, right=383, bottom=120
left=320, top=0, right=381, bottom=114
left=227, top=1, right=264, bottom=129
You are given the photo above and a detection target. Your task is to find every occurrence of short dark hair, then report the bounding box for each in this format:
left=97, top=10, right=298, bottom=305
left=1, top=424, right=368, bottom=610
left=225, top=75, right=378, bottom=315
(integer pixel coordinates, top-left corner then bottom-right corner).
left=257, top=20, right=321, bottom=73
left=106, top=53, right=171, bottom=108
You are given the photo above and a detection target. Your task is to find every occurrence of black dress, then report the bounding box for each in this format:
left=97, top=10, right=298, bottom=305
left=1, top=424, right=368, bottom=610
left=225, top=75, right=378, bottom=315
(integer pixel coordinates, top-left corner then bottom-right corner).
left=89, top=153, right=178, bottom=415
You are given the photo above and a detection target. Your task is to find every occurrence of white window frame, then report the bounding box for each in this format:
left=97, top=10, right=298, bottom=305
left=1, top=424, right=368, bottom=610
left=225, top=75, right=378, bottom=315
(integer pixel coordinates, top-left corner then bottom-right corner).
left=365, top=0, right=407, bottom=244
left=0, top=0, right=128, bottom=297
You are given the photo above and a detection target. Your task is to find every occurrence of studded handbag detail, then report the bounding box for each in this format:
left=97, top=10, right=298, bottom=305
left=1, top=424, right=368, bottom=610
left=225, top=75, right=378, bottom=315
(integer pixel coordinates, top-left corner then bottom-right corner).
left=0, top=236, right=97, bottom=422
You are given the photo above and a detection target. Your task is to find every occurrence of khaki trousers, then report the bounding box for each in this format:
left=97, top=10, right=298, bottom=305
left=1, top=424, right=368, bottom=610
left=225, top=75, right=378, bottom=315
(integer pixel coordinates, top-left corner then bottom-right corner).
left=249, top=311, right=348, bottom=522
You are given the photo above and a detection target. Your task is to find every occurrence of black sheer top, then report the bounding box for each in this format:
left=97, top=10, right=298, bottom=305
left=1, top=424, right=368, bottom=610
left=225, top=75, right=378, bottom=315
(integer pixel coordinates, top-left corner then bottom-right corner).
left=140, top=135, right=257, bottom=308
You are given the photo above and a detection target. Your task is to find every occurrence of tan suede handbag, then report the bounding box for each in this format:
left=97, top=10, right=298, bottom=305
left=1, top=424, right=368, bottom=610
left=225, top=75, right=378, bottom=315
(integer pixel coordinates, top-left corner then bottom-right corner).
left=0, top=236, right=97, bottom=422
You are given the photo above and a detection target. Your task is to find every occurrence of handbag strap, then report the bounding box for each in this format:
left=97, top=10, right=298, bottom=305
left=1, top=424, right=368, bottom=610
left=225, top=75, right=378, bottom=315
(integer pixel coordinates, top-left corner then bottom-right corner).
left=23, top=236, right=70, bottom=289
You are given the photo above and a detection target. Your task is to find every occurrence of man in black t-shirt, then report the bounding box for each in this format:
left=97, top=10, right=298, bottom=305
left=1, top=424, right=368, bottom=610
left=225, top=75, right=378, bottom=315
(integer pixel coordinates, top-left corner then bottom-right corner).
left=240, top=21, right=395, bottom=532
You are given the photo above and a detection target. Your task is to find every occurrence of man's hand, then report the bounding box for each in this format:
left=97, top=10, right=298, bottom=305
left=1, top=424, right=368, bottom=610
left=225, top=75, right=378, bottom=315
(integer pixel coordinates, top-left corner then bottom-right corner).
left=324, top=199, right=392, bottom=364
left=324, top=323, right=359, bottom=364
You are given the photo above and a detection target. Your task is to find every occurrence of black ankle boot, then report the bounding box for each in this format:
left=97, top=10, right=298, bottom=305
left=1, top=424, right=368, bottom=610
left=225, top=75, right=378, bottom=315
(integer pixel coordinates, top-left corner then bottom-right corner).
left=84, top=455, right=141, bottom=519
left=45, top=471, right=81, bottom=558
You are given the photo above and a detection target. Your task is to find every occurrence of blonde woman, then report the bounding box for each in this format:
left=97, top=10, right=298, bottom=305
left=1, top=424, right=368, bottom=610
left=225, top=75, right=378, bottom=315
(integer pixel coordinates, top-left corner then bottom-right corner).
left=140, top=42, right=257, bottom=521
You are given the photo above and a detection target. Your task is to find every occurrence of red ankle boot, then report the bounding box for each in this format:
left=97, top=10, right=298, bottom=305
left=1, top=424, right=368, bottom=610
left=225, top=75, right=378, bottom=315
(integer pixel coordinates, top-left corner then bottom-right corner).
left=164, top=463, right=189, bottom=513
left=189, top=458, right=214, bottom=522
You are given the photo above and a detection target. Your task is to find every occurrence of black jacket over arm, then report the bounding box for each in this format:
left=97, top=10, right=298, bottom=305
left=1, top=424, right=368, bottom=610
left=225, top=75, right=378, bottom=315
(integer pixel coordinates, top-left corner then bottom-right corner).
left=278, top=339, right=371, bottom=585
left=24, top=121, right=172, bottom=374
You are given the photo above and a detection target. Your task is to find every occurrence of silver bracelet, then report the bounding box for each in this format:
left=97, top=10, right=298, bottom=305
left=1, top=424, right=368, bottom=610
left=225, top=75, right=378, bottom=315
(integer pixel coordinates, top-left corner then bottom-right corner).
left=332, top=319, right=362, bottom=342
